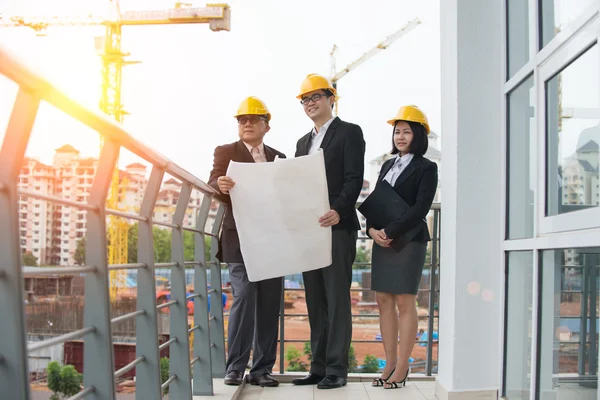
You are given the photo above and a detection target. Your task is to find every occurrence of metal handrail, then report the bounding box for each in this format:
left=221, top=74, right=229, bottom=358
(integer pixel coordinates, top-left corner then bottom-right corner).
left=276, top=206, right=441, bottom=376
left=0, top=42, right=227, bottom=399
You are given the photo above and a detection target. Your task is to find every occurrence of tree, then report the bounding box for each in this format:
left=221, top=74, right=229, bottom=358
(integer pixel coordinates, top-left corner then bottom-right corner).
left=22, top=251, right=38, bottom=267
left=353, top=247, right=370, bottom=268
left=348, top=344, right=358, bottom=372
left=153, top=227, right=172, bottom=263
left=184, top=231, right=195, bottom=261
left=303, top=341, right=312, bottom=361
left=160, top=357, right=170, bottom=394
left=361, top=354, right=379, bottom=373
left=127, top=223, right=139, bottom=264
left=74, top=238, right=86, bottom=266
left=47, top=361, right=82, bottom=400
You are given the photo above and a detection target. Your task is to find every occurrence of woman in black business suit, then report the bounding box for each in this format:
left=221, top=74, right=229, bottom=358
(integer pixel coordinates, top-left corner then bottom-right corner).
left=367, top=105, right=438, bottom=389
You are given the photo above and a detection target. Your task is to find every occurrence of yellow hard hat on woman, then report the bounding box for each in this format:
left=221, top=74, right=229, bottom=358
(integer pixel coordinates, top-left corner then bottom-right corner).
left=296, top=73, right=337, bottom=99
left=234, top=96, right=271, bottom=121
left=387, top=105, right=430, bottom=134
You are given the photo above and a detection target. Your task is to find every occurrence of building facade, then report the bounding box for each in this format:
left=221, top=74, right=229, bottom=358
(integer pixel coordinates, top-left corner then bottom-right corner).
left=438, top=1, right=600, bottom=399
left=18, top=145, right=213, bottom=266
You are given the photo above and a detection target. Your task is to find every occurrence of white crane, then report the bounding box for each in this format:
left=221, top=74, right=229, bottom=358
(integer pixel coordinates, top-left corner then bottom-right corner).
left=330, top=17, right=421, bottom=115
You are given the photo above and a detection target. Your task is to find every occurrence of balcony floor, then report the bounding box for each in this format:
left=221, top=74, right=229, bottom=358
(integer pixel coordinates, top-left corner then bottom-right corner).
left=222, top=379, right=437, bottom=400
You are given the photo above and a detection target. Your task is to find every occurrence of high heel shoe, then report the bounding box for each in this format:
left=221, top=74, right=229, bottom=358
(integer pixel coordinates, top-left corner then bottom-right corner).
left=371, top=367, right=395, bottom=387
left=383, top=368, right=409, bottom=389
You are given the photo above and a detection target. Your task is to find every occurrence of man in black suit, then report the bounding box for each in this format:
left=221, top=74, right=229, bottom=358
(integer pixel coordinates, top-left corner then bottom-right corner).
left=208, top=97, right=285, bottom=387
left=291, top=74, right=366, bottom=389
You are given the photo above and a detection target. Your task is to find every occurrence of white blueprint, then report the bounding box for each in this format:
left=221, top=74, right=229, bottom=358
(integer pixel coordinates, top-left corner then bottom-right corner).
left=226, top=150, right=332, bottom=282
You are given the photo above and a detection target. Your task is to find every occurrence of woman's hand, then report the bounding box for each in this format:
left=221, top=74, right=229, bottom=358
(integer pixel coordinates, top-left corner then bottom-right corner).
left=369, top=228, right=392, bottom=248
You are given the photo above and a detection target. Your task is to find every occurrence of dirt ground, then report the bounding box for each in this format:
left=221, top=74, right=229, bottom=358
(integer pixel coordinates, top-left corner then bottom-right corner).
left=219, top=291, right=438, bottom=374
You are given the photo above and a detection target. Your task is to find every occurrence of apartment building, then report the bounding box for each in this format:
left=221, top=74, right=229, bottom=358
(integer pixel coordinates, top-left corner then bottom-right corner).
left=18, top=145, right=216, bottom=266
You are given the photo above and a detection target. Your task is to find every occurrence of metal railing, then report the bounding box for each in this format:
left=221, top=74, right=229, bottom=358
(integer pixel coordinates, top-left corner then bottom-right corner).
left=275, top=204, right=441, bottom=376
left=0, top=45, right=226, bottom=399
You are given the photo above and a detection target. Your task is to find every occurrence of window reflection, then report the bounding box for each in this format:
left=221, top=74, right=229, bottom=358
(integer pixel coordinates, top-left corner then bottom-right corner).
left=540, top=248, right=600, bottom=399
left=546, top=46, right=600, bottom=216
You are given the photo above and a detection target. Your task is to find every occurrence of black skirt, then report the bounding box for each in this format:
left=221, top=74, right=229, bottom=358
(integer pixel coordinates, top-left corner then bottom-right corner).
left=370, top=241, right=427, bottom=295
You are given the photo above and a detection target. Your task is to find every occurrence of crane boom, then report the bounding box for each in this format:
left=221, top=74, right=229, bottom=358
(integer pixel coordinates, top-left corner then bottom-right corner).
left=331, top=17, right=420, bottom=83
left=1, top=2, right=230, bottom=300
left=0, top=4, right=230, bottom=32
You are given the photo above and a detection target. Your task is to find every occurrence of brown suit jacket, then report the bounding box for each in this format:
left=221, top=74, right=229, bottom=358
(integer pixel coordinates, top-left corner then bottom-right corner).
left=208, top=140, right=286, bottom=263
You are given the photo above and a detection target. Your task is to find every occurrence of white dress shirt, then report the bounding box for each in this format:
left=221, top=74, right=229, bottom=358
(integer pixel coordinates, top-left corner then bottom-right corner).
left=383, top=153, right=414, bottom=186
left=308, top=117, right=336, bottom=155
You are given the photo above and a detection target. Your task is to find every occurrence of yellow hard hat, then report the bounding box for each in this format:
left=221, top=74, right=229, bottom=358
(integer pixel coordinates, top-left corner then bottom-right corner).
left=234, top=96, right=271, bottom=121
left=296, top=73, right=337, bottom=99
left=387, top=105, right=430, bottom=134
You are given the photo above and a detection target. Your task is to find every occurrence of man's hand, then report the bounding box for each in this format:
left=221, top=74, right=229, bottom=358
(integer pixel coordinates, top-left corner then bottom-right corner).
left=369, top=228, right=392, bottom=248
left=217, top=176, right=235, bottom=194
left=319, top=210, right=340, bottom=227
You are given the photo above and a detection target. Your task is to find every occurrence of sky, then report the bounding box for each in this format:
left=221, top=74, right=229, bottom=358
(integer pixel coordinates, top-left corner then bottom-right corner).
left=0, top=0, right=441, bottom=182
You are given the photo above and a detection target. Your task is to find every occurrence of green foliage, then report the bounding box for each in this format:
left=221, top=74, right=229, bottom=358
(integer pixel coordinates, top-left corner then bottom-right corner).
left=348, top=344, right=358, bottom=372
left=302, top=341, right=312, bottom=361
left=46, top=361, right=82, bottom=399
left=353, top=247, right=370, bottom=268
left=22, top=251, right=38, bottom=267
left=160, top=357, right=170, bottom=394
left=127, top=223, right=139, bottom=264
left=74, top=237, right=86, bottom=266
left=361, top=354, right=380, bottom=373
left=285, top=346, right=308, bottom=372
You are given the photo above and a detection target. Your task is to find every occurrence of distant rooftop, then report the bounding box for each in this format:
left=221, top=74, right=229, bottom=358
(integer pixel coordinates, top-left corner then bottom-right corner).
left=55, top=144, right=80, bottom=153
left=126, top=162, right=146, bottom=169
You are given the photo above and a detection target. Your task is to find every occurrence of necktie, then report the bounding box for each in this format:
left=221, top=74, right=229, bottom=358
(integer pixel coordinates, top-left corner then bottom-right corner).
left=251, top=147, right=264, bottom=163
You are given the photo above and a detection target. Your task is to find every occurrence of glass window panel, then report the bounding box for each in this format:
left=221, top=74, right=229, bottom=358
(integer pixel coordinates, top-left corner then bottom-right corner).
left=507, top=0, right=530, bottom=78
left=504, top=251, right=534, bottom=399
left=540, top=248, right=600, bottom=399
left=540, top=0, right=597, bottom=47
left=546, top=45, right=600, bottom=216
left=507, top=76, right=535, bottom=239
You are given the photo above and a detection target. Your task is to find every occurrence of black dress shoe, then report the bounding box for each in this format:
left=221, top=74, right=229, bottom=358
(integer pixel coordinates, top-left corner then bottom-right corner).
left=248, top=373, right=279, bottom=387
left=224, top=370, right=243, bottom=386
left=291, top=373, right=324, bottom=385
left=317, top=375, right=347, bottom=389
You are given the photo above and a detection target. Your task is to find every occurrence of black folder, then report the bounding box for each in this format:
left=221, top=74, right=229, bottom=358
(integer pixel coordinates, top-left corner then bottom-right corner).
left=358, top=180, right=424, bottom=252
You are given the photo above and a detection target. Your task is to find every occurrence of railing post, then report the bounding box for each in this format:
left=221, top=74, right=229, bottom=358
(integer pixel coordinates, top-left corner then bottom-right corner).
left=169, top=182, right=193, bottom=399
left=135, top=166, right=164, bottom=400
left=192, top=195, right=214, bottom=395
left=209, top=204, right=226, bottom=377
left=84, top=139, right=120, bottom=399
left=279, top=278, right=285, bottom=374
left=426, top=208, right=439, bottom=376
left=0, top=89, right=40, bottom=400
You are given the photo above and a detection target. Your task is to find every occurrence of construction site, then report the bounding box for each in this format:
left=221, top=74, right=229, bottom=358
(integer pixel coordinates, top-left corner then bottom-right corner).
left=2, top=0, right=598, bottom=399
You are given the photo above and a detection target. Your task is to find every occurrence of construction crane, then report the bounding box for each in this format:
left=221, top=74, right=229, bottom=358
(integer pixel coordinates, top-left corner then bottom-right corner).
left=1, top=1, right=231, bottom=300
left=330, top=17, right=420, bottom=115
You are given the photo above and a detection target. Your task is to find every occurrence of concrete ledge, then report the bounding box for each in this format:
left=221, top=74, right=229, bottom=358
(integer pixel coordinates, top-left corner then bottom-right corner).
left=436, top=379, right=498, bottom=400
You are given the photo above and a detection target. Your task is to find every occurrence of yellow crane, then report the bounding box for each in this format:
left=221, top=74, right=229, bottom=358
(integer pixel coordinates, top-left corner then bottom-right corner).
left=1, top=1, right=231, bottom=300
left=330, top=17, right=420, bottom=115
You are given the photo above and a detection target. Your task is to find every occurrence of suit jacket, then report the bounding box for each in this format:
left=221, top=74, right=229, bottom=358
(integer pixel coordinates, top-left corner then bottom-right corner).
left=295, top=117, right=365, bottom=231
left=367, top=154, right=438, bottom=242
left=208, top=140, right=286, bottom=263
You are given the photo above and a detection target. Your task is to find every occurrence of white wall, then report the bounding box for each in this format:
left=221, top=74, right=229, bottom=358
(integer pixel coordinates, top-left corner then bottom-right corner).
left=437, top=0, right=505, bottom=397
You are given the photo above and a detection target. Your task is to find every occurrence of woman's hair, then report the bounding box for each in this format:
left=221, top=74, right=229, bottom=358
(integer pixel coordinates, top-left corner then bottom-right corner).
left=390, top=120, right=429, bottom=156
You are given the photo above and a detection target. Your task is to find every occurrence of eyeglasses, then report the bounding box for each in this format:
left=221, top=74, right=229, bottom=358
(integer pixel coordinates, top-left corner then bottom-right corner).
left=300, top=93, right=329, bottom=106
left=237, top=115, right=267, bottom=125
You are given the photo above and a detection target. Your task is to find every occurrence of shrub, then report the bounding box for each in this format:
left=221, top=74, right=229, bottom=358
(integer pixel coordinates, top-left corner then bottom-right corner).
left=361, top=354, right=380, bottom=373
left=46, top=361, right=82, bottom=400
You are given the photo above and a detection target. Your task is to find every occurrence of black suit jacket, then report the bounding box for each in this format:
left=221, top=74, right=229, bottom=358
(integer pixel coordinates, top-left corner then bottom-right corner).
left=295, top=117, right=365, bottom=231
left=367, top=154, right=438, bottom=242
left=208, top=140, right=286, bottom=263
